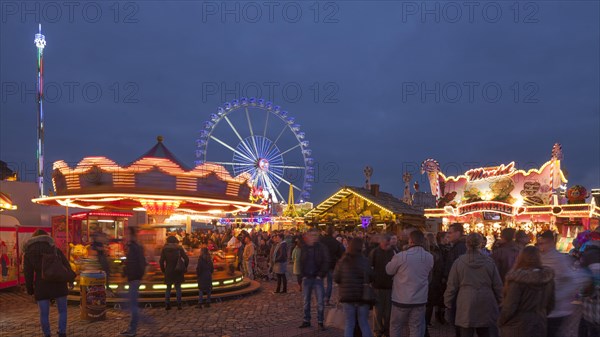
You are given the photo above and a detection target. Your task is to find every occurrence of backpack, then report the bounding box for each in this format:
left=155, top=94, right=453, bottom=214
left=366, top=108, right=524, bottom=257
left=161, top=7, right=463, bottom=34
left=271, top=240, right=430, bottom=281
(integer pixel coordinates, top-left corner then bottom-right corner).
left=174, top=249, right=187, bottom=273
left=42, top=248, right=76, bottom=283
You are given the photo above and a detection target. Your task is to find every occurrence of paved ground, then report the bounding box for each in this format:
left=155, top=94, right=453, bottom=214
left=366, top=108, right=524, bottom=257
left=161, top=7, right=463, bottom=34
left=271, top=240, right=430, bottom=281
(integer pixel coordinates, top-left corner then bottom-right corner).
left=0, top=280, right=455, bottom=337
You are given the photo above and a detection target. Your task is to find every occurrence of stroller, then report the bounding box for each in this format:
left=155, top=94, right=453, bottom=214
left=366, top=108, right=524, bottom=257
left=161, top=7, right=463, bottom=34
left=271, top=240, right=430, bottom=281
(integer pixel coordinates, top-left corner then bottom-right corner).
left=254, top=255, right=270, bottom=281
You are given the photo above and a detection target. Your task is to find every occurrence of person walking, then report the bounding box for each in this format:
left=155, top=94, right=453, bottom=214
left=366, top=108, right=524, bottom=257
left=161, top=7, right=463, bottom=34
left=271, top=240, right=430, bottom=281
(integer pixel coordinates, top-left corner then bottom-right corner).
left=159, top=236, right=189, bottom=310
left=121, top=226, right=147, bottom=337
left=242, top=235, right=256, bottom=280
left=196, top=247, right=214, bottom=308
left=272, top=233, right=288, bottom=293
left=299, top=229, right=330, bottom=331
left=369, top=234, right=395, bottom=337
left=292, top=237, right=303, bottom=292
left=24, top=229, right=75, bottom=337
left=498, top=246, right=555, bottom=337
left=386, top=230, right=434, bottom=337
left=322, top=225, right=344, bottom=306
left=536, top=230, right=588, bottom=337
left=444, top=233, right=503, bottom=337
left=335, top=238, right=374, bottom=337
left=491, top=228, right=520, bottom=283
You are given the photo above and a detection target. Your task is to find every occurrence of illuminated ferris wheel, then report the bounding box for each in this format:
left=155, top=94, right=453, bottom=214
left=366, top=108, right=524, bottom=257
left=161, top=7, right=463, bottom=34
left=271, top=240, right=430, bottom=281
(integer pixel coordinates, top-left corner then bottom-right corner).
left=196, top=98, right=313, bottom=203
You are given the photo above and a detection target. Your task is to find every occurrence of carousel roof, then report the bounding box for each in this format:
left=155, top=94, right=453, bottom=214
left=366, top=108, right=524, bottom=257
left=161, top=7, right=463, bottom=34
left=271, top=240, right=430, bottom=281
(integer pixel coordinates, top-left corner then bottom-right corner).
left=32, top=137, right=265, bottom=214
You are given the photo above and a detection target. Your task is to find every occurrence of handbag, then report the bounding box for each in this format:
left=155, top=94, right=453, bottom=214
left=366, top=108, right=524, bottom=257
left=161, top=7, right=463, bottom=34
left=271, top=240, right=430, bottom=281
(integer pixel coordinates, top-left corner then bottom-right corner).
left=361, top=262, right=377, bottom=305
left=174, top=249, right=186, bottom=273
left=42, top=248, right=76, bottom=283
left=325, top=303, right=345, bottom=330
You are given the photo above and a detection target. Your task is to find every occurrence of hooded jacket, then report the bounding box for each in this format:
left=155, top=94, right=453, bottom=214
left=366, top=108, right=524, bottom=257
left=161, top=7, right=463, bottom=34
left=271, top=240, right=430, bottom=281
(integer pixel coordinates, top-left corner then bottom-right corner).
left=444, top=251, right=503, bottom=328
left=498, top=267, right=555, bottom=337
left=159, top=240, right=189, bottom=284
left=24, top=235, right=73, bottom=301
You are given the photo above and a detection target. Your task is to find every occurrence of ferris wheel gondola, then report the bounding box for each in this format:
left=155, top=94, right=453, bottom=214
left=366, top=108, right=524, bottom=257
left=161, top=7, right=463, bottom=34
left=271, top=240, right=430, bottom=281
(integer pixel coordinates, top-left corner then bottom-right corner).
left=196, top=98, right=313, bottom=203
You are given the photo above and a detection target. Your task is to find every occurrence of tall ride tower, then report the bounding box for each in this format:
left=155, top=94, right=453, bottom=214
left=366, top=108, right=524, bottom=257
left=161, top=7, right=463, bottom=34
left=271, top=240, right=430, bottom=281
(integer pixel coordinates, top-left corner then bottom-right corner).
left=34, top=24, right=46, bottom=197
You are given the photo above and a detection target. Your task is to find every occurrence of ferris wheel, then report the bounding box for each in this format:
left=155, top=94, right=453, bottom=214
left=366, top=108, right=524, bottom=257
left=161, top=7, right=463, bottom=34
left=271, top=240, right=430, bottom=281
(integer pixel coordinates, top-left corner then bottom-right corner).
left=196, top=98, right=313, bottom=203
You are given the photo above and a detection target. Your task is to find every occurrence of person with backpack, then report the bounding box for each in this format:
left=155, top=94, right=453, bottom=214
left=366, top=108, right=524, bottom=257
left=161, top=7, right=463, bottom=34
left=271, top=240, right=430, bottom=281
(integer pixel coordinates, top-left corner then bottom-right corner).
left=196, top=247, right=214, bottom=309
left=24, top=229, right=75, bottom=337
left=120, top=226, right=147, bottom=337
left=159, top=235, right=189, bottom=310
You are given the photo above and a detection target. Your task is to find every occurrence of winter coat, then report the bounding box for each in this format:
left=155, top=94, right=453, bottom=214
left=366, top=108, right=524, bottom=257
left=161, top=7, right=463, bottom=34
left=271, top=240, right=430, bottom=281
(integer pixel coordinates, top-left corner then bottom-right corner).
left=444, top=238, right=467, bottom=279
left=196, top=256, right=214, bottom=291
left=299, top=242, right=329, bottom=279
left=444, top=251, right=503, bottom=328
left=23, top=235, right=73, bottom=301
left=159, top=243, right=189, bottom=284
left=322, top=235, right=343, bottom=270
left=491, top=241, right=520, bottom=282
left=498, top=267, right=555, bottom=337
left=428, top=244, right=445, bottom=305
left=292, top=246, right=302, bottom=275
left=124, top=240, right=146, bottom=282
left=368, top=246, right=395, bottom=289
left=541, top=249, right=588, bottom=318
left=386, top=246, right=433, bottom=305
left=334, top=253, right=373, bottom=303
left=272, top=241, right=288, bottom=274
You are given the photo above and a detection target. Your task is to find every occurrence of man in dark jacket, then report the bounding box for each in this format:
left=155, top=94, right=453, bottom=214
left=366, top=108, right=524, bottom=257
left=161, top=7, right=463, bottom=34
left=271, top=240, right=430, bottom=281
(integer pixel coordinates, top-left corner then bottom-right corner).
left=121, top=226, right=147, bottom=337
left=321, top=225, right=343, bottom=306
left=369, top=234, right=395, bottom=337
left=299, top=229, right=330, bottom=330
left=492, top=228, right=520, bottom=282
left=24, top=229, right=74, bottom=337
left=159, top=236, right=189, bottom=310
left=444, top=223, right=467, bottom=337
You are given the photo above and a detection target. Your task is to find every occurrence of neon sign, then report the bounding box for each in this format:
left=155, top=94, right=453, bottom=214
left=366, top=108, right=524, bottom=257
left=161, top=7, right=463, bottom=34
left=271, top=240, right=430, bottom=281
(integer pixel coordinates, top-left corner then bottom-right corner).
left=465, top=162, right=516, bottom=181
left=458, top=201, right=515, bottom=216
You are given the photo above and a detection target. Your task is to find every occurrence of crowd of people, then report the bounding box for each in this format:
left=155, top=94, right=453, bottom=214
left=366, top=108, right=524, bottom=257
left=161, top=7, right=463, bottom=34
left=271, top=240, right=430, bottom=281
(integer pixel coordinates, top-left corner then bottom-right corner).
left=22, top=223, right=600, bottom=337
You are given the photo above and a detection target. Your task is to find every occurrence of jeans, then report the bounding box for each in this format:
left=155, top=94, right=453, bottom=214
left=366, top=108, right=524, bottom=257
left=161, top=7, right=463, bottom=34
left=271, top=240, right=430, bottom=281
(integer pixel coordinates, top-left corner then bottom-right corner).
left=390, top=305, right=426, bottom=337
left=343, top=303, right=373, bottom=337
left=459, top=327, right=490, bottom=337
left=276, top=273, right=287, bottom=292
left=325, top=269, right=334, bottom=301
left=198, top=289, right=211, bottom=304
left=373, top=289, right=392, bottom=337
left=128, top=279, right=141, bottom=333
left=165, top=283, right=182, bottom=304
left=302, top=277, right=325, bottom=323
left=245, top=260, right=254, bottom=280
left=37, top=296, right=67, bottom=336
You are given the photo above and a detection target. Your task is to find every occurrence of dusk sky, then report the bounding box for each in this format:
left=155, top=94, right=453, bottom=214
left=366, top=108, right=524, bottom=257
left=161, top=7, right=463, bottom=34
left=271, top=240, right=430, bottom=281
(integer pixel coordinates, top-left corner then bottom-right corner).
left=1, top=1, right=598, bottom=203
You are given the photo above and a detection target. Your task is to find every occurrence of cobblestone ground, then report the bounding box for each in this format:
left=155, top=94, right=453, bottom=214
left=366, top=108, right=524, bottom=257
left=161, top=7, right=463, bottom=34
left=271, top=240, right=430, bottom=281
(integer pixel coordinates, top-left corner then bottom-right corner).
left=1, top=280, right=455, bottom=337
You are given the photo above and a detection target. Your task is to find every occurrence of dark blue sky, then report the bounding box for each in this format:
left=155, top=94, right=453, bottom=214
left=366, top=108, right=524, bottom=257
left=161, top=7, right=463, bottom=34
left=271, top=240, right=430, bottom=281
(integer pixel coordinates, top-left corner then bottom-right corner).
left=1, top=1, right=599, bottom=202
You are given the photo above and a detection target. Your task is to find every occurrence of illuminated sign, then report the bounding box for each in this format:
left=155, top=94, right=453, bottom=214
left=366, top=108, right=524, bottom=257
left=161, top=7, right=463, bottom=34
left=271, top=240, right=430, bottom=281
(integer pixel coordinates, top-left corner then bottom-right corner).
left=466, top=162, right=516, bottom=181
left=458, top=201, right=515, bottom=216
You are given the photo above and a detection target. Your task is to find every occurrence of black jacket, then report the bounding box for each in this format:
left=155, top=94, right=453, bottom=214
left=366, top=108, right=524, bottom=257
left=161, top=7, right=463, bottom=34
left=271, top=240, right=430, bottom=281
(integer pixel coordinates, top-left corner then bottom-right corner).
left=368, top=246, right=395, bottom=289
left=159, top=243, right=189, bottom=284
left=124, top=240, right=146, bottom=282
left=321, top=235, right=343, bottom=270
left=24, top=235, right=72, bottom=301
left=196, top=256, right=214, bottom=291
left=299, top=242, right=329, bottom=279
left=334, top=253, right=373, bottom=303
left=444, top=238, right=467, bottom=279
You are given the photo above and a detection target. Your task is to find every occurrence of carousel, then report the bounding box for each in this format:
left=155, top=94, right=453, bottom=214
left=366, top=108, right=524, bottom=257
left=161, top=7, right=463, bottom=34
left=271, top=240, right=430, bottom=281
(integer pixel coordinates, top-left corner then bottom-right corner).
left=33, top=136, right=266, bottom=303
left=422, top=144, right=600, bottom=251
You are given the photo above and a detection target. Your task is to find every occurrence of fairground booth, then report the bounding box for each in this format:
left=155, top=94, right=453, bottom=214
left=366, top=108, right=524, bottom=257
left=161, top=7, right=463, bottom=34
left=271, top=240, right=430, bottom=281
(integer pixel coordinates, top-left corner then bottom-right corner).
left=305, top=184, right=426, bottom=233
left=33, top=137, right=265, bottom=303
left=421, top=144, right=600, bottom=251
